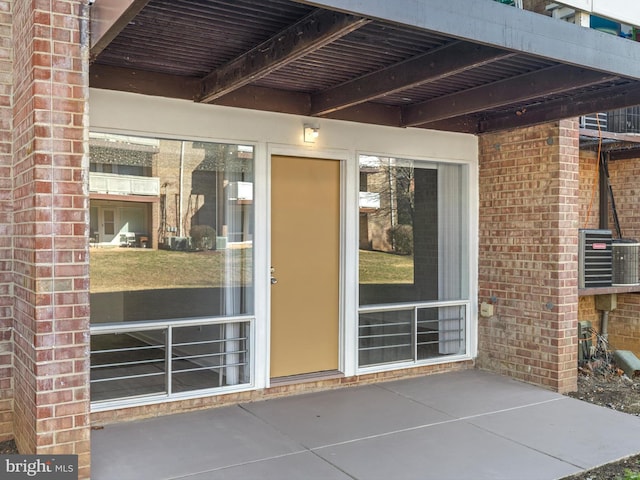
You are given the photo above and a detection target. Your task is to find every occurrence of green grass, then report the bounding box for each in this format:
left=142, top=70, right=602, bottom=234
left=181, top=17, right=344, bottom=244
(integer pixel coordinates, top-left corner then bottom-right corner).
left=90, top=247, right=413, bottom=293
left=90, top=248, right=252, bottom=292
left=359, top=249, right=413, bottom=284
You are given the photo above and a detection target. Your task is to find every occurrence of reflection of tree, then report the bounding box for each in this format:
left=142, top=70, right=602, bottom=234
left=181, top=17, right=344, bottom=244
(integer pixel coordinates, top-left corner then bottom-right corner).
left=364, top=161, right=414, bottom=253
left=370, top=164, right=414, bottom=225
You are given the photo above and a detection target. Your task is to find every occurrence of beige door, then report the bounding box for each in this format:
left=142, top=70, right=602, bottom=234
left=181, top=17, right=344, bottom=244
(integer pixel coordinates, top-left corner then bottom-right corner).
left=270, top=155, right=340, bottom=378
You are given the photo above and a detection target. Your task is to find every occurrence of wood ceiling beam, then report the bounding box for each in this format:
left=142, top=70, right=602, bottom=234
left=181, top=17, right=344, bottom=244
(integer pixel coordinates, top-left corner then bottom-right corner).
left=310, top=42, right=513, bottom=117
left=90, top=0, right=151, bottom=61
left=90, top=64, right=201, bottom=100
left=213, top=86, right=402, bottom=126
left=403, top=65, right=618, bottom=127
left=476, top=82, right=640, bottom=134
left=610, top=148, right=640, bottom=161
left=212, top=85, right=311, bottom=116
left=198, top=9, right=370, bottom=104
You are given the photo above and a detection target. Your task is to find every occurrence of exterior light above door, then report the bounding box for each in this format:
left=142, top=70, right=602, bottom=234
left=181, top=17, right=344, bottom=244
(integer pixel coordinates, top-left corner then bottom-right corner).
left=304, top=125, right=319, bottom=143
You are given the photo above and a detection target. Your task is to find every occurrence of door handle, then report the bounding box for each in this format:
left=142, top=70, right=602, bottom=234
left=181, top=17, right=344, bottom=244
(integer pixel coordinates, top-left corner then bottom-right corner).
left=271, top=276, right=278, bottom=285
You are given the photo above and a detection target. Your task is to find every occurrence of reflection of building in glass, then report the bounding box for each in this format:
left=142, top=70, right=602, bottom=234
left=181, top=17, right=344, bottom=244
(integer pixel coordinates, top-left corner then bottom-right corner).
left=89, top=133, right=254, bottom=250
left=359, top=156, right=416, bottom=254
left=88, top=133, right=255, bottom=405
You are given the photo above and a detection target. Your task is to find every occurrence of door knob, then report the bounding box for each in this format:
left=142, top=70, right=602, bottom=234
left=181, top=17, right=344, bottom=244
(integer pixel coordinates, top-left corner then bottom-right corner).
left=271, top=276, right=278, bottom=285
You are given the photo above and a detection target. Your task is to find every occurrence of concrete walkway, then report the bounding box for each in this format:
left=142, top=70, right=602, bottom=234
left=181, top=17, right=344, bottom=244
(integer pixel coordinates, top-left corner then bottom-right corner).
left=91, top=370, right=640, bottom=479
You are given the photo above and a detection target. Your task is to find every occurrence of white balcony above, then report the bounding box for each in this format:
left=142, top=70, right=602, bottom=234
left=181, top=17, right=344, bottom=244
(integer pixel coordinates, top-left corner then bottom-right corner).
left=550, top=0, right=640, bottom=27
left=359, top=192, right=380, bottom=210
left=89, top=172, right=160, bottom=196
left=227, top=181, right=253, bottom=202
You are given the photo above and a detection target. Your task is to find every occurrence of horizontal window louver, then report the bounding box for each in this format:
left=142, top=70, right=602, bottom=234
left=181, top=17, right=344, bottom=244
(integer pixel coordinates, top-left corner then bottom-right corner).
left=579, top=229, right=612, bottom=288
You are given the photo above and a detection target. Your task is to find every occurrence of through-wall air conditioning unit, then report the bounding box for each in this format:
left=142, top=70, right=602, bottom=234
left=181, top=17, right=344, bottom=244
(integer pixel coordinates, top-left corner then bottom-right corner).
left=579, top=229, right=613, bottom=288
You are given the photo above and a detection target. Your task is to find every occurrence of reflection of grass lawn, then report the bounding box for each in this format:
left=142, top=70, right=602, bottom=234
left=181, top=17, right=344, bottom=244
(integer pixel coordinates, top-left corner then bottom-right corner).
left=90, top=248, right=252, bottom=293
left=359, top=249, right=413, bottom=284
left=90, top=248, right=411, bottom=292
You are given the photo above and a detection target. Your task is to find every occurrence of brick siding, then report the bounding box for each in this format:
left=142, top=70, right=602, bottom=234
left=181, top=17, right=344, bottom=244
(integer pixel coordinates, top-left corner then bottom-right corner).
left=12, top=0, right=90, bottom=477
left=602, top=157, right=640, bottom=355
left=0, top=0, right=11, bottom=443
left=477, top=120, right=579, bottom=394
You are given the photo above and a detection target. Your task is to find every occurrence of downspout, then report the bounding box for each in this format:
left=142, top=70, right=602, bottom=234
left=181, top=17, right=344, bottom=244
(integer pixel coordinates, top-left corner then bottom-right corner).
left=601, top=310, right=609, bottom=341
left=597, top=151, right=617, bottom=341
left=598, top=151, right=608, bottom=230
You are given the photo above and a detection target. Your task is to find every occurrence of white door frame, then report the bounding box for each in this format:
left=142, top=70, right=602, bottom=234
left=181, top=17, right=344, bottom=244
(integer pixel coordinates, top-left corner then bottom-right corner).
left=253, top=144, right=356, bottom=389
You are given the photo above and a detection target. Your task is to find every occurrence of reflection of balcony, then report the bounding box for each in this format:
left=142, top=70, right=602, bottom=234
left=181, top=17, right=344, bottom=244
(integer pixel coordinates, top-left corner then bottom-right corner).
left=359, top=192, right=380, bottom=212
left=89, top=173, right=160, bottom=196
left=226, top=181, right=253, bottom=204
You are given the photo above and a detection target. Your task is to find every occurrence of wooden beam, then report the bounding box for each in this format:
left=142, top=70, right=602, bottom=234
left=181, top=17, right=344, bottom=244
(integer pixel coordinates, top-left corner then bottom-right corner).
left=323, top=102, right=402, bottom=127
left=212, top=85, right=311, bottom=116
left=411, top=116, right=480, bottom=134
left=90, top=0, right=151, bottom=61
left=477, top=82, right=640, bottom=133
left=198, top=9, right=370, bottom=103
left=403, top=65, right=618, bottom=127
left=90, top=64, right=201, bottom=100
left=610, top=148, right=640, bottom=161
left=311, top=42, right=513, bottom=116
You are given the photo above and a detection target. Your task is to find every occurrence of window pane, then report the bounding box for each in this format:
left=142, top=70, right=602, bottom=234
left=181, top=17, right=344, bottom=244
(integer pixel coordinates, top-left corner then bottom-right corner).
left=172, top=322, right=250, bottom=393
left=89, top=134, right=254, bottom=323
left=358, top=310, right=413, bottom=366
left=417, top=305, right=466, bottom=360
left=359, top=156, right=466, bottom=305
left=90, top=331, right=166, bottom=402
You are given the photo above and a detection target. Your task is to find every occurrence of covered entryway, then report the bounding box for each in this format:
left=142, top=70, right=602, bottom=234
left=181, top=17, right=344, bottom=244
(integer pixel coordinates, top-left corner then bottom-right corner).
left=270, top=155, right=341, bottom=379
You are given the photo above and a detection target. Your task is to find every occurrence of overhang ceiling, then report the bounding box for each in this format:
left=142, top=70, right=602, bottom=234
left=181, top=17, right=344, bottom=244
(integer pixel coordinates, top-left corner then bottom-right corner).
left=89, top=0, right=640, bottom=135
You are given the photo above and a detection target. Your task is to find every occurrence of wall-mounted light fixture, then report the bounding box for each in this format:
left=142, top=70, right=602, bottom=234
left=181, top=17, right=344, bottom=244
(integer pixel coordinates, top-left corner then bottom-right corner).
left=304, top=125, right=320, bottom=143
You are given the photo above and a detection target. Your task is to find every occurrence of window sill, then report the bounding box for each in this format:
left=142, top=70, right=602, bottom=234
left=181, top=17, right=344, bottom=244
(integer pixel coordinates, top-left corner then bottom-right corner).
left=578, top=285, right=640, bottom=296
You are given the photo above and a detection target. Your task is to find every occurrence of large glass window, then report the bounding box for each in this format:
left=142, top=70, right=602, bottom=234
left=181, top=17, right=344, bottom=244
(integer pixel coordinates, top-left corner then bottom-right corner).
left=89, top=133, right=254, bottom=404
left=358, top=156, right=468, bottom=367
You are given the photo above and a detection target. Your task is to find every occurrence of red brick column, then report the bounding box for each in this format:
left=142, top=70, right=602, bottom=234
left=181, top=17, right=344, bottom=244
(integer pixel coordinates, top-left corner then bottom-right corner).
left=12, top=0, right=90, bottom=476
left=477, top=120, right=579, bottom=393
left=0, top=0, right=12, bottom=442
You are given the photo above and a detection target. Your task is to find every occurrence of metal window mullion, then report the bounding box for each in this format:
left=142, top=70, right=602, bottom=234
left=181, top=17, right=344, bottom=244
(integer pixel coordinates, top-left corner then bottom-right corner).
left=166, top=327, right=172, bottom=396
left=413, top=307, right=418, bottom=362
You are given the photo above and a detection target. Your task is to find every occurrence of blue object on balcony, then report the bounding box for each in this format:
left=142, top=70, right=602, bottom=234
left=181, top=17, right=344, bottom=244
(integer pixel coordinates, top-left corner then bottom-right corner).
left=590, top=15, right=621, bottom=36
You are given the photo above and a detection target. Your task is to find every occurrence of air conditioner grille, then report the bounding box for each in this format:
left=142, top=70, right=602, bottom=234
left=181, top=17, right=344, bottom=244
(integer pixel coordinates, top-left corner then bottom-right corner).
left=579, top=229, right=613, bottom=288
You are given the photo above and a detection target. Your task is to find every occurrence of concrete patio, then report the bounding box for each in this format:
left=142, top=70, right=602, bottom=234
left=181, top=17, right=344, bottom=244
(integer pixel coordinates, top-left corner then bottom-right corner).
left=91, top=370, right=640, bottom=479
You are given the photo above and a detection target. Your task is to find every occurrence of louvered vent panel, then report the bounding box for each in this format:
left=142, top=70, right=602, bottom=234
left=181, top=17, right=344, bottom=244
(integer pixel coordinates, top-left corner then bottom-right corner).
left=579, top=229, right=612, bottom=288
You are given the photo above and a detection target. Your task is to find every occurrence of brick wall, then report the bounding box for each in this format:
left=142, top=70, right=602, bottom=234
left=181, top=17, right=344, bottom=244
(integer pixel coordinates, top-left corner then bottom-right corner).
left=477, top=119, right=579, bottom=393
left=576, top=149, right=603, bottom=333
left=12, top=1, right=91, bottom=477
left=0, top=0, right=12, bottom=442
left=579, top=150, right=600, bottom=231
left=603, top=157, right=640, bottom=355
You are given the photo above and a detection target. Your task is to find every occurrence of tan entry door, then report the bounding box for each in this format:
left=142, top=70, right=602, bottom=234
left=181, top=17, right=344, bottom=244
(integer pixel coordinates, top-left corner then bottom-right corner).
left=270, top=155, right=340, bottom=378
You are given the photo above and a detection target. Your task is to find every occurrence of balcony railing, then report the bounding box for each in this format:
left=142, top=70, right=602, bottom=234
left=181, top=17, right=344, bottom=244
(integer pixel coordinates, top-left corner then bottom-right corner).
left=582, top=107, right=640, bottom=135
left=90, top=172, right=160, bottom=196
